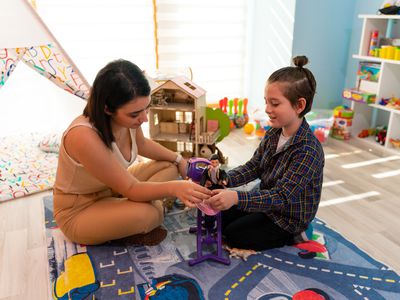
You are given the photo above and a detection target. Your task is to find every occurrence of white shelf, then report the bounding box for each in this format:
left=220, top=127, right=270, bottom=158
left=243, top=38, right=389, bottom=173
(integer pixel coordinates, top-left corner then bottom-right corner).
left=353, top=55, right=400, bottom=65
left=369, top=104, right=400, bottom=114
left=359, top=14, right=400, bottom=20
left=350, top=14, right=400, bottom=151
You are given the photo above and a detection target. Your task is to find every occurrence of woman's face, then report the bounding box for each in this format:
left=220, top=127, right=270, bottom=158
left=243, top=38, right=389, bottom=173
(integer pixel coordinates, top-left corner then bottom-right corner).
left=111, top=96, right=151, bottom=129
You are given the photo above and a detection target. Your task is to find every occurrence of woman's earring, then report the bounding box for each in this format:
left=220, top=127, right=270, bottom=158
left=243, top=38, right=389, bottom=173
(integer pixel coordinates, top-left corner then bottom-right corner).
left=104, top=106, right=112, bottom=115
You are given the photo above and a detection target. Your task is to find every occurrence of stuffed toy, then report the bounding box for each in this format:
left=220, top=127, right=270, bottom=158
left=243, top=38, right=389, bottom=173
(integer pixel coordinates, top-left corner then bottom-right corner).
left=198, top=144, right=226, bottom=165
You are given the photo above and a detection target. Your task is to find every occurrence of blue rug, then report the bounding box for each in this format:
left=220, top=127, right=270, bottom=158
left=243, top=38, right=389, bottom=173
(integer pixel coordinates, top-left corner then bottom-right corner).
left=44, top=195, right=400, bottom=299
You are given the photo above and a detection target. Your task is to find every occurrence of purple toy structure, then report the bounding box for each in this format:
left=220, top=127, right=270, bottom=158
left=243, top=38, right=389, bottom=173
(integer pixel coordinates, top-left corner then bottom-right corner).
left=186, top=158, right=230, bottom=266
left=188, top=209, right=230, bottom=266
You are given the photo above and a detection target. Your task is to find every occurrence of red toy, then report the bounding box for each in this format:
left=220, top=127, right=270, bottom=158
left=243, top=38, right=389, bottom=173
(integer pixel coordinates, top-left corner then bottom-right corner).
left=376, top=128, right=387, bottom=145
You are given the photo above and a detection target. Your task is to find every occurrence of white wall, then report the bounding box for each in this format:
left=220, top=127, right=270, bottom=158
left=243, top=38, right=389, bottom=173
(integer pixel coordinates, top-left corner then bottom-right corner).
left=244, top=0, right=296, bottom=111
left=0, top=0, right=51, bottom=47
left=292, top=0, right=356, bottom=109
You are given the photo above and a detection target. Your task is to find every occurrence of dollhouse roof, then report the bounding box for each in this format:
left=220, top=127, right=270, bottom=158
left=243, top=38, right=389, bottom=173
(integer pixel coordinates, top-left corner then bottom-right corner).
left=151, top=76, right=206, bottom=99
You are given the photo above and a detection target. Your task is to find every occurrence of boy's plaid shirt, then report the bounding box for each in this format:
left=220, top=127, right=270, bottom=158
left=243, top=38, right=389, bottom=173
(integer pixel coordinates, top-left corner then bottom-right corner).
left=228, top=118, right=325, bottom=234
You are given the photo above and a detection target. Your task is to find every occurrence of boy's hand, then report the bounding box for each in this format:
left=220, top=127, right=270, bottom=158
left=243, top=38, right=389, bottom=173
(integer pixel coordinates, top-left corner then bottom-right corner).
left=205, top=189, right=238, bottom=210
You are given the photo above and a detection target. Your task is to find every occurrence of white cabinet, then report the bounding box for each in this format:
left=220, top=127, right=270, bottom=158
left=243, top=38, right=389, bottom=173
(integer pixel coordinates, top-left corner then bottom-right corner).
left=350, top=15, right=400, bottom=151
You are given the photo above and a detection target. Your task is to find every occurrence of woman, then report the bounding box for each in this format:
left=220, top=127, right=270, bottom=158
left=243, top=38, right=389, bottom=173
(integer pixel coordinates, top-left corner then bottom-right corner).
left=53, top=59, right=211, bottom=245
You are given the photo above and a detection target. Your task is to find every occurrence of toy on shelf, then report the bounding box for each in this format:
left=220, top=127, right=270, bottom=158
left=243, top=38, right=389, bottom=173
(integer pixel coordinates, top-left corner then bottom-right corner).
left=368, top=30, right=379, bottom=56
left=376, top=127, right=387, bottom=146
left=389, top=138, right=400, bottom=149
left=342, top=88, right=376, bottom=104
left=357, top=128, right=376, bottom=138
left=330, top=106, right=354, bottom=140
left=357, top=62, right=380, bottom=82
left=186, top=156, right=230, bottom=266
left=379, top=96, right=400, bottom=110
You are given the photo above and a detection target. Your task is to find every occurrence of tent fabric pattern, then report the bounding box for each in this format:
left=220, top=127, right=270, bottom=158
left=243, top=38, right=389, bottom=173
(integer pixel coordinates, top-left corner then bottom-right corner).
left=0, top=48, right=24, bottom=88
left=1, top=44, right=89, bottom=99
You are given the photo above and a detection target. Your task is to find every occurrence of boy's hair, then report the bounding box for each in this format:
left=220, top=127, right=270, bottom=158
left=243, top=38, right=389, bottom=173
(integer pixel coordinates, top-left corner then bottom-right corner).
left=267, top=55, right=316, bottom=118
left=83, top=59, right=150, bottom=148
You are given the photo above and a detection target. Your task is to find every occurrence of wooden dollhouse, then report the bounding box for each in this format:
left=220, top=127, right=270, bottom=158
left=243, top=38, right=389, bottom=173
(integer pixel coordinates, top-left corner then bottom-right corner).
left=149, top=76, right=220, bottom=157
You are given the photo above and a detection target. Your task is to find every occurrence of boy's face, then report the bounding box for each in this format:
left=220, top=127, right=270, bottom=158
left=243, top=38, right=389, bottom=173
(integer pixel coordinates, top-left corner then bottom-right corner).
left=264, top=82, right=303, bottom=131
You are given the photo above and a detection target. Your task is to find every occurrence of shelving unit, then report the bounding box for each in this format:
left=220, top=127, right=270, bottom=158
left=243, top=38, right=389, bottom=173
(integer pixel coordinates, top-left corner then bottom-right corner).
left=349, top=14, right=400, bottom=152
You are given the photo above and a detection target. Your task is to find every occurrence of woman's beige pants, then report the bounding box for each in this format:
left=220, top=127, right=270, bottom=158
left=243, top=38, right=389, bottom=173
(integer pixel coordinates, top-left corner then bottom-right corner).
left=53, top=160, right=178, bottom=245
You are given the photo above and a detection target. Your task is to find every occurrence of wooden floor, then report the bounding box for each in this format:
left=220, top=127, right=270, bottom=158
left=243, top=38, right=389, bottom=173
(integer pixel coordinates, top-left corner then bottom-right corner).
left=1, top=129, right=400, bottom=299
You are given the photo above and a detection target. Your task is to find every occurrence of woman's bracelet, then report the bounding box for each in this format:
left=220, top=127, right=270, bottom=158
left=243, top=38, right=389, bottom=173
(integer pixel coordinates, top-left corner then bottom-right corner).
left=174, top=154, right=183, bottom=165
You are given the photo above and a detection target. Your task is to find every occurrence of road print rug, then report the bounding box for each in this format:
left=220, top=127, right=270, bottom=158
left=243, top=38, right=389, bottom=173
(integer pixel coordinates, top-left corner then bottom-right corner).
left=43, top=195, right=400, bottom=299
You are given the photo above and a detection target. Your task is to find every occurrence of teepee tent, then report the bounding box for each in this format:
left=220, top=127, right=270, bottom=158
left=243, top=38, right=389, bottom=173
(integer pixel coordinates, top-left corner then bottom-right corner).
left=0, top=0, right=89, bottom=98
left=0, top=0, right=91, bottom=136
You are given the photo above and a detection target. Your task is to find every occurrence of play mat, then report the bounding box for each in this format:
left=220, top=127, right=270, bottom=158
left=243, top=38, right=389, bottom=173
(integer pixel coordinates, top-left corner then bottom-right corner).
left=44, top=195, right=400, bottom=300
left=0, top=132, right=58, bottom=202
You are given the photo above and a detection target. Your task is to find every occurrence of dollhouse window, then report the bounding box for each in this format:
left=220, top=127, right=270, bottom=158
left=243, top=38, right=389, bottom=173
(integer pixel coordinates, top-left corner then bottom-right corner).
left=185, top=142, right=193, bottom=151
left=176, top=111, right=184, bottom=123
left=185, top=112, right=192, bottom=123
left=154, top=113, right=159, bottom=125
left=177, top=141, right=185, bottom=152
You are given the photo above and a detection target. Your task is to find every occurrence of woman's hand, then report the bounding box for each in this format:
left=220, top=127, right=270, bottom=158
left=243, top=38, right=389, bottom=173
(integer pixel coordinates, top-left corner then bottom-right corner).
left=173, top=180, right=212, bottom=208
left=205, top=189, right=238, bottom=210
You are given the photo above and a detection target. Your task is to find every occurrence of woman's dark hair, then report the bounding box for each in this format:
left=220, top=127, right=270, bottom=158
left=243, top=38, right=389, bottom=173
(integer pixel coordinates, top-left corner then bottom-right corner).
left=83, top=59, right=150, bottom=148
left=267, top=55, right=316, bottom=118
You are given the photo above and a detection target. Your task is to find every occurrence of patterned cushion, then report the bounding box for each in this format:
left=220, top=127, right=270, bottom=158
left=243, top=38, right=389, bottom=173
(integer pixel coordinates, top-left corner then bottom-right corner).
left=39, top=132, right=61, bottom=153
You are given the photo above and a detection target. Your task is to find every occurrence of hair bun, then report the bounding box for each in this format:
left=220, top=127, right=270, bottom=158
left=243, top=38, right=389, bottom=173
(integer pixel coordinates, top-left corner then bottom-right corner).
left=293, top=56, right=308, bottom=68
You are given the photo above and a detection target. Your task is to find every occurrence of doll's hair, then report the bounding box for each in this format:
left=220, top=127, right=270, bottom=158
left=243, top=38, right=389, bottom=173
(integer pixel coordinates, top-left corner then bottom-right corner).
left=83, top=59, right=150, bottom=148
left=267, top=55, right=316, bottom=117
left=209, top=154, right=219, bottom=161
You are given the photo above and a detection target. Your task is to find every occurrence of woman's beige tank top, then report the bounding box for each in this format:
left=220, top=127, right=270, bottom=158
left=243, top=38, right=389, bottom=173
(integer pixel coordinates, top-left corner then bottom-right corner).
left=54, top=115, right=137, bottom=194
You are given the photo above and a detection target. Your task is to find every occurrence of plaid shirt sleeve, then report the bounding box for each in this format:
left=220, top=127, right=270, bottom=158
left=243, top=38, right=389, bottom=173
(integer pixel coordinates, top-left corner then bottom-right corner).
left=236, top=143, right=323, bottom=215
left=227, top=138, right=267, bottom=187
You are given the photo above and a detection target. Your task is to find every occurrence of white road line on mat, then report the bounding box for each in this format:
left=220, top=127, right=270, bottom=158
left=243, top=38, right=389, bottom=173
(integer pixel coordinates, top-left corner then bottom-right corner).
left=263, top=254, right=400, bottom=285
left=341, top=155, right=400, bottom=169
left=319, top=191, right=380, bottom=207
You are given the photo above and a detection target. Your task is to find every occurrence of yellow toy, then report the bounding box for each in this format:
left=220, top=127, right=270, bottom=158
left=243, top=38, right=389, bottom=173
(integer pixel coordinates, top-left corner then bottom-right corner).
left=243, top=123, right=255, bottom=135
